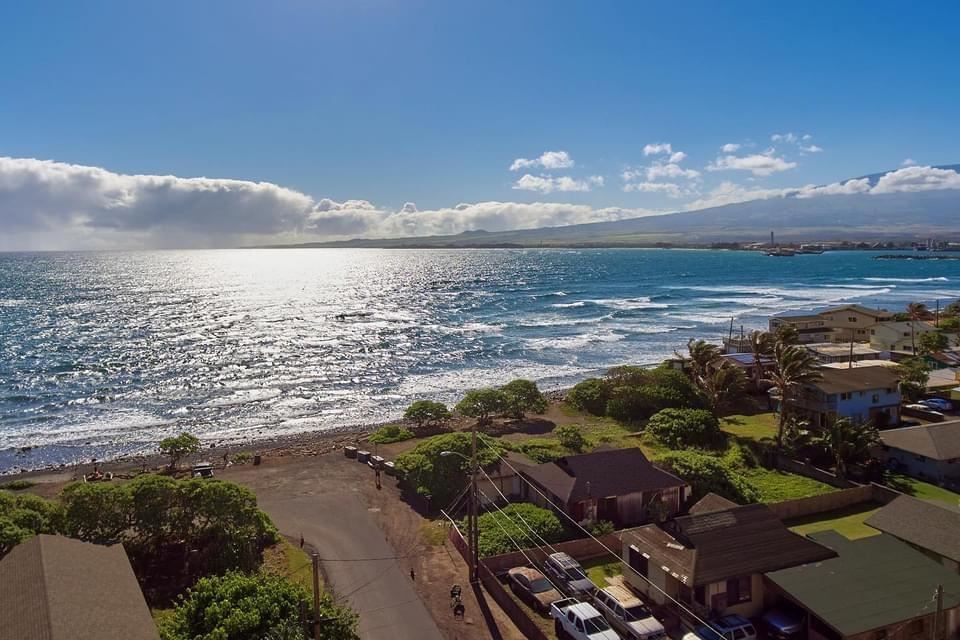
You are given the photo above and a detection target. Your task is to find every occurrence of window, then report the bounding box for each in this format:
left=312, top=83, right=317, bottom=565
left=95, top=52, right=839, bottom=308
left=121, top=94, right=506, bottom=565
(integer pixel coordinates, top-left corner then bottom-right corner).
left=908, top=619, right=925, bottom=635
left=576, top=618, right=585, bottom=633
left=840, top=392, right=852, bottom=400
left=629, top=546, right=649, bottom=577
left=875, top=630, right=888, bottom=640
left=695, top=585, right=706, bottom=605
left=848, top=316, right=858, bottom=322
left=872, top=394, right=880, bottom=403
left=726, top=576, right=752, bottom=605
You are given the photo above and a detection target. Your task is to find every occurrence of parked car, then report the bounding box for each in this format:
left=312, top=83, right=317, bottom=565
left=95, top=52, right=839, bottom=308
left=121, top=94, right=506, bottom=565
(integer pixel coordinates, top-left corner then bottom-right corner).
left=593, top=585, right=666, bottom=640
left=192, top=462, right=215, bottom=478
left=551, top=598, right=621, bottom=640
left=697, top=615, right=757, bottom=640
left=905, top=403, right=944, bottom=417
left=507, top=566, right=563, bottom=614
left=921, top=398, right=954, bottom=412
left=543, top=552, right=596, bottom=598
left=761, top=606, right=806, bottom=640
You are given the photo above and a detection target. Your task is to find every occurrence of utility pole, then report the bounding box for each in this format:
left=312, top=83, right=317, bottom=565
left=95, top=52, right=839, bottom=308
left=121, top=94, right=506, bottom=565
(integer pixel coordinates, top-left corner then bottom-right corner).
left=468, top=421, right=480, bottom=584
left=933, top=584, right=943, bottom=640
left=849, top=328, right=855, bottom=369
left=312, top=553, right=322, bottom=638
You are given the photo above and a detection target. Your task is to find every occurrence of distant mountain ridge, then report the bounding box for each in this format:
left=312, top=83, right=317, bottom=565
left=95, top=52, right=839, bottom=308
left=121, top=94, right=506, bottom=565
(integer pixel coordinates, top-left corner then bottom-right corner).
left=270, top=164, right=960, bottom=248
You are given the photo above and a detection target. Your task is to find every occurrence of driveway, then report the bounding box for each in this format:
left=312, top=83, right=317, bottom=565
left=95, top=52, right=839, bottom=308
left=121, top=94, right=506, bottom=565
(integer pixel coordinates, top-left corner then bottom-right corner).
left=223, top=458, right=444, bottom=640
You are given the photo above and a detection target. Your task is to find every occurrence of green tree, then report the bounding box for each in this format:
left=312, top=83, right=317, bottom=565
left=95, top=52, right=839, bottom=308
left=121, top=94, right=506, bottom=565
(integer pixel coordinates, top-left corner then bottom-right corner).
left=500, top=379, right=548, bottom=419
left=368, top=424, right=415, bottom=444
left=403, top=400, right=451, bottom=428
left=567, top=378, right=611, bottom=416
left=60, top=482, right=131, bottom=545
left=471, top=503, right=565, bottom=557
left=605, top=386, right=655, bottom=422
left=747, top=330, right=775, bottom=388
left=765, top=343, right=822, bottom=455
left=681, top=339, right=722, bottom=388
left=939, top=316, right=960, bottom=331
left=604, top=365, right=650, bottom=388
left=455, top=388, right=507, bottom=426
left=702, top=365, right=747, bottom=414
left=554, top=425, right=587, bottom=453
left=646, top=408, right=723, bottom=449
left=906, top=303, right=930, bottom=352
left=918, top=331, right=949, bottom=355
left=394, top=432, right=505, bottom=506
left=160, top=571, right=358, bottom=640
left=656, top=450, right=760, bottom=504
left=815, top=418, right=880, bottom=478
left=773, top=323, right=800, bottom=346
left=159, top=432, right=202, bottom=471
left=896, top=357, right=930, bottom=402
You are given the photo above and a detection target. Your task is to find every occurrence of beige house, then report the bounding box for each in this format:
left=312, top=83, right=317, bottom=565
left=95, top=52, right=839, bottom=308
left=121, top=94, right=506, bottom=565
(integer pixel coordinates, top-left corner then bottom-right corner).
left=869, top=320, right=938, bottom=353
left=770, top=304, right=895, bottom=345
left=620, top=501, right=835, bottom=619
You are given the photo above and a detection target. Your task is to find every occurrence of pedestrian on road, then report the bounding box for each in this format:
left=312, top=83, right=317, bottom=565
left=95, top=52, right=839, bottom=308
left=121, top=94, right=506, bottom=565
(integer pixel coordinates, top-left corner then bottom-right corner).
left=410, top=568, right=416, bottom=581
left=299, top=533, right=305, bottom=549
left=375, top=467, right=382, bottom=489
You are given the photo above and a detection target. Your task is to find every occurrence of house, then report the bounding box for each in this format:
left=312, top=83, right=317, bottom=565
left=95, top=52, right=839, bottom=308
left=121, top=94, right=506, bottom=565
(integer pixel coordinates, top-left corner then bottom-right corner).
left=620, top=503, right=836, bottom=619
left=765, top=531, right=960, bottom=640
left=770, top=305, right=895, bottom=345
left=878, top=420, right=960, bottom=484
left=924, top=349, right=960, bottom=370
left=869, top=320, right=938, bottom=353
left=865, top=495, right=960, bottom=572
left=804, top=342, right=884, bottom=364
left=519, top=448, right=690, bottom=527
left=785, top=365, right=901, bottom=428
left=0, top=534, right=160, bottom=640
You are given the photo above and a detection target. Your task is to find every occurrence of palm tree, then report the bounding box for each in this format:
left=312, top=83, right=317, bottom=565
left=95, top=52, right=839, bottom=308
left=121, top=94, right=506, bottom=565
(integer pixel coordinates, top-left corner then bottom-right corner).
left=773, top=323, right=800, bottom=346
left=747, top=330, right=775, bottom=389
left=816, top=418, right=880, bottom=478
left=682, top=339, right=722, bottom=388
left=906, top=302, right=930, bottom=353
left=764, top=342, right=822, bottom=454
left=703, top=364, right=747, bottom=414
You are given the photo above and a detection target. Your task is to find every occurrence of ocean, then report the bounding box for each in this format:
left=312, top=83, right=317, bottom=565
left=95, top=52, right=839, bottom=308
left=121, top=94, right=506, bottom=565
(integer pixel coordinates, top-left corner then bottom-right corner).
left=1, top=248, right=958, bottom=472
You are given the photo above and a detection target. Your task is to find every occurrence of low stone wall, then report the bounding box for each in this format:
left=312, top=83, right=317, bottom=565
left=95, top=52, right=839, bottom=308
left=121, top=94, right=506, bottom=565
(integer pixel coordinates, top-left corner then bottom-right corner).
left=769, top=483, right=904, bottom=520
left=775, top=456, right=859, bottom=489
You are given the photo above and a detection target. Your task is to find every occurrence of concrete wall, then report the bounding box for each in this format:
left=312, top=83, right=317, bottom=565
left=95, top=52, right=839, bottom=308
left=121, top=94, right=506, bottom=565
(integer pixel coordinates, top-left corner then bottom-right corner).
left=480, top=532, right=623, bottom=574
left=767, top=483, right=900, bottom=521
left=775, top=457, right=860, bottom=489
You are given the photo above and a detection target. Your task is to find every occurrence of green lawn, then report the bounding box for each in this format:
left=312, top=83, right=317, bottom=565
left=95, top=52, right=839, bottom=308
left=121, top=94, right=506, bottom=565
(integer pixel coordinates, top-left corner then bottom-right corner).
left=742, top=467, right=835, bottom=503
left=582, top=556, right=622, bottom=588
left=786, top=503, right=881, bottom=540
left=721, top=413, right=778, bottom=442
left=885, top=473, right=960, bottom=507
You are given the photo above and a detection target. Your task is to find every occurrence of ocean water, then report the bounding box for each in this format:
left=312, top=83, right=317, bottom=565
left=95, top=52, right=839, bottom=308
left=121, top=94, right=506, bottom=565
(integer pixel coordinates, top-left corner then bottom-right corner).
left=1, top=248, right=958, bottom=471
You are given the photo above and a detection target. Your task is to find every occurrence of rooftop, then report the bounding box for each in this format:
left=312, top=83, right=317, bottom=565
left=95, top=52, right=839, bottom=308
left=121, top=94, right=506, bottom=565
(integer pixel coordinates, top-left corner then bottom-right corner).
left=808, top=365, right=901, bottom=394
left=622, top=524, right=695, bottom=586
left=0, top=535, right=159, bottom=640
left=766, top=531, right=960, bottom=637
left=522, top=448, right=687, bottom=504
left=804, top=342, right=883, bottom=357
left=687, top=492, right=738, bottom=515
left=865, top=495, right=960, bottom=562
left=879, top=420, right=960, bottom=461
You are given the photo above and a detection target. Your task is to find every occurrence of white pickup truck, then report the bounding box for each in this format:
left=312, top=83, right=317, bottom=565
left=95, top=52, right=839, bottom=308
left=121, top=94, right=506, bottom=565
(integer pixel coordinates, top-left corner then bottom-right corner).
left=550, top=598, right=621, bottom=640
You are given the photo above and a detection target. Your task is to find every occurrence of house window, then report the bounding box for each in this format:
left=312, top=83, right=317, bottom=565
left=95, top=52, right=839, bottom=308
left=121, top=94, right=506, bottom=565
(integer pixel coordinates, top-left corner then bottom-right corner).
left=872, top=394, right=880, bottom=403
left=628, top=546, right=648, bottom=577
left=848, top=317, right=858, bottom=322
left=840, top=392, right=852, bottom=400
left=695, top=585, right=706, bottom=605
left=726, top=576, right=752, bottom=605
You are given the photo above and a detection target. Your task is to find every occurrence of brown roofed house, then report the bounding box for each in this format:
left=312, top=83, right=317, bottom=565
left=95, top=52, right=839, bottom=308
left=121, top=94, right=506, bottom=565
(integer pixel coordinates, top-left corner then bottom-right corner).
left=621, top=503, right=836, bottom=619
left=0, top=534, right=160, bottom=640
left=878, top=420, right=960, bottom=484
left=784, top=365, right=901, bottom=429
left=519, top=448, right=690, bottom=527
left=866, top=495, right=960, bottom=571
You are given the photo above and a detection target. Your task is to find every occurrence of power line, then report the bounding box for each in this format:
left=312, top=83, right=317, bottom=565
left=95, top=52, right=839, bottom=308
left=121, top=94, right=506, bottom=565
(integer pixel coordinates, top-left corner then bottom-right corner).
left=480, top=442, right=724, bottom=640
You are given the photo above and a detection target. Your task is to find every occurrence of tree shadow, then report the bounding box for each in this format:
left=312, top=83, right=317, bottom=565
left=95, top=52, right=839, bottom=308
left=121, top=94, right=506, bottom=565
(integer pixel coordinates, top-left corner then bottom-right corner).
left=488, top=418, right=557, bottom=436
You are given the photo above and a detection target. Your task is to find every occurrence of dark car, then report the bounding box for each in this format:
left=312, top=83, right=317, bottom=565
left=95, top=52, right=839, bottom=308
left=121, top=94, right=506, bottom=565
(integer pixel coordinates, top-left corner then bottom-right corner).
left=507, top=566, right=564, bottom=613
left=761, top=607, right=806, bottom=640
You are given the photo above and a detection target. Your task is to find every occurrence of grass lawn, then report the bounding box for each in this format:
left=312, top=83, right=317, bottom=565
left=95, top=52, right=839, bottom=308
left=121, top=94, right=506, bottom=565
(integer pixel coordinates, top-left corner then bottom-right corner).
left=786, top=503, right=881, bottom=540
left=885, top=473, right=960, bottom=507
left=721, top=413, right=778, bottom=442
left=582, top=556, right=623, bottom=588
left=742, top=467, right=835, bottom=503
left=263, top=538, right=315, bottom=590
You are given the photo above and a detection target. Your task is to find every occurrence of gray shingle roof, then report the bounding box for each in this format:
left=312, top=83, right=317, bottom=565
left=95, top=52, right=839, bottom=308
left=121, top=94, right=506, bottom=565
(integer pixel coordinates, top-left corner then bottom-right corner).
left=810, top=366, right=901, bottom=394
left=0, top=535, right=159, bottom=640
left=880, top=420, right=960, bottom=461
left=865, top=495, right=960, bottom=562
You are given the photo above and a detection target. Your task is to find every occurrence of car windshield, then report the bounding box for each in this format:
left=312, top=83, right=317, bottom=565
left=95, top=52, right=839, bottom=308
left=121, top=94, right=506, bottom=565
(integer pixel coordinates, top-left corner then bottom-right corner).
left=529, top=578, right=553, bottom=593
left=565, top=568, right=588, bottom=581
left=624, top=604, right=652, bottom=620
left=584, top=615, right=612, bottom=633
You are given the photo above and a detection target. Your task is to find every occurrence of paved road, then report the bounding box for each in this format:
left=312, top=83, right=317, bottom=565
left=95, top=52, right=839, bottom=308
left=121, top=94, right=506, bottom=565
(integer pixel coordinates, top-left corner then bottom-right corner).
left=229, top=463, right=445, bottom=640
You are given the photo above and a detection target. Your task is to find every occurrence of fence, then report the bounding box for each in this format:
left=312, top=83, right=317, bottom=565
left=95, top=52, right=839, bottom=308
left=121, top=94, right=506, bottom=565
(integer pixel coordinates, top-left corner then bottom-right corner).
left=768, top=482, right=903, bottom=520
left=480, top=532, right=623, bottom=574
left=775, top=456, right=859, bottom=489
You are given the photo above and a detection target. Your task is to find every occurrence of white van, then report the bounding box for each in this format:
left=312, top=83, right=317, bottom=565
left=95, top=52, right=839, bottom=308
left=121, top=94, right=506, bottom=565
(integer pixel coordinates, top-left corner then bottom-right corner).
left=592, top=585, right=666, bottom=640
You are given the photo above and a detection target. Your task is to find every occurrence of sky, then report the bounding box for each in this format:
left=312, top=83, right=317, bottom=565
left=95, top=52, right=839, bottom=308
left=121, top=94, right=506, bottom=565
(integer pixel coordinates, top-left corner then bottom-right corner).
left=2, top=0, right=960, bottom=249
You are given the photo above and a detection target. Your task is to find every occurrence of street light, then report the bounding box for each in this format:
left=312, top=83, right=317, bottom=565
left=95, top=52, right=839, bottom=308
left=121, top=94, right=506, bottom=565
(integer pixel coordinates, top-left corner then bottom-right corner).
left=440, top=439, right=480, bottom=584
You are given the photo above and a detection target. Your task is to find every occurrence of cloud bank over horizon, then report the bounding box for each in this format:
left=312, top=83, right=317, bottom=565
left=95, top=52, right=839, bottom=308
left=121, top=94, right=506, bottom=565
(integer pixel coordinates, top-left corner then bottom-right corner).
left=1, top=155, right=960, bottom=250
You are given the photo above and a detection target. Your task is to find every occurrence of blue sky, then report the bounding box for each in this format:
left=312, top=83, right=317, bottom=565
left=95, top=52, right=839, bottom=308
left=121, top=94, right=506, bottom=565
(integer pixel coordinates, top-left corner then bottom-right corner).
left=2, top=1, right=960, bottom=248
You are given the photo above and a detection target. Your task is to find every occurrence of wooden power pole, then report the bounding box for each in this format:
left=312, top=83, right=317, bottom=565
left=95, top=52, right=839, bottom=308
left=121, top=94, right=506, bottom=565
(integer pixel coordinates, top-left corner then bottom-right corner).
left=312, top=553, right=322, bottom=638
left=468, top=422, right=480, bottom=583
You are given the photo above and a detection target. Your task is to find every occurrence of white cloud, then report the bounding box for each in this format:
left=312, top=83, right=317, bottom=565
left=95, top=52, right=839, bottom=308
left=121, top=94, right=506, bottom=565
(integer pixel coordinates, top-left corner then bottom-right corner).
left=643, top=142, right=674, bottom=156
left=771, top=132, right=799, bottom=144
left=795, top=178, right=871, bottom=198
left=645, top=163, right=701, bottom=181
left=509, top=150, right=574, bottom=171
left=622, top=182, right=686, bottom=197
left=800, top=144, right=823, bottom=153
left=721, top=143, right=741, bottom=153
left=872, top=165, right=960, bottom=194
left=512, top=174, right=604, bottom=193
left=668, top=151, right=687, bottom=163
left=802, top=134, right=812, bottom=142
left=685, top=182, right=793, bottom=210
left=901, top=158, right=917, bottom=167
left=707, top=151, right=798, bottom=176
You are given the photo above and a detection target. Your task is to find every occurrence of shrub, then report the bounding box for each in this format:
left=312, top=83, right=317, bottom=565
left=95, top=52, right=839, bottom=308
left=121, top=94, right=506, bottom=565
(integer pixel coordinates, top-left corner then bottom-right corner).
left=158, top=432, right=202, bottom=470
left=160, top=571, right=358, bottom=640
left=368, top=424, right=415, bottom=444
left=403, top=400, right=451, bottom=428
left=604, top=365, right=649, bottom=387
left=0, top=479, right=34, bottom=491
left=646, top=409, right=722, bottom=449
left=939, top=316, right=960, bottom=330
left=472, top=503, right=565, bottom=557
left=394, top=432, right=505, bottom=506
left=587, top=520, right=615, bottom=536
left=456, top=388, right=507, bottom=426
left=605, top=386, right=655, bottom=422
left=656, top=450, right=760, bottom=504
left=231, top=451, right=254, bottom=464
left=568, top=378, right=611, bottom=416
left=500, top=379, right=548, bottom=419
left=514, top=440, right=567, bottom=463
left=555, top=425, right=587, bottom=453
